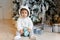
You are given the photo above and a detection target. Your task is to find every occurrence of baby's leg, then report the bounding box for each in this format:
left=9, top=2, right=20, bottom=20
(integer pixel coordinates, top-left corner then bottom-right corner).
left=14, top=31, right=21, bottom=40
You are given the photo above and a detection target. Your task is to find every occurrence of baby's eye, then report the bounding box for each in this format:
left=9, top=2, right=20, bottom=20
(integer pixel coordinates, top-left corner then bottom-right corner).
left=25, top=12, right=27, bottom=14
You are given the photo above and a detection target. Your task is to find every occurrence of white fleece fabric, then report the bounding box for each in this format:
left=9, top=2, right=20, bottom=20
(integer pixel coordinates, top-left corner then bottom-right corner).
left=14, top=5, right=34, bottom=40
left=16, top=17, right=33, bottom=31
left=16, top=5, right=33, bottom=31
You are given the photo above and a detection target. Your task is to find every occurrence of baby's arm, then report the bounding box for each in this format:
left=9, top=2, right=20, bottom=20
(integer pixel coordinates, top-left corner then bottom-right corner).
left=28, top=18, right=33, bottom=32
left=16, top=19, right=24, bottom=34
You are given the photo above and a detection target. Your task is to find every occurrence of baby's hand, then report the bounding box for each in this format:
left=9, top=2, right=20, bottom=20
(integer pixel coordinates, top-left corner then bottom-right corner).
left=28, top=28, right=31, bottom=32
left=20, top=29, right=24, bottom=34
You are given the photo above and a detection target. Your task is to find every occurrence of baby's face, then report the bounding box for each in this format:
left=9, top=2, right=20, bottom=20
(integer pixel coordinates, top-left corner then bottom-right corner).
left=20, top=10, right=28, bottom=18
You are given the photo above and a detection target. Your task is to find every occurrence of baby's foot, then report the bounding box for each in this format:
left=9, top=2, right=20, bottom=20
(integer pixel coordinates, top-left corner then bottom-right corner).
left=14, top=35, right=21, bottom=40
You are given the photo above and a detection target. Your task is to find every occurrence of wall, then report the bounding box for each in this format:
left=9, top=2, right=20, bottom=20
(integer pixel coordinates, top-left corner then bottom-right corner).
left=0, top=0, right=13, bottom=19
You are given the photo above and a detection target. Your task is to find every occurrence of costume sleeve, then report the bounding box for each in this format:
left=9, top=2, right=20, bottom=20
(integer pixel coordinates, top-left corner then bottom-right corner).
left=16, top=19, right=23, bottom=31
left=28, top=18, right=33, bottom=30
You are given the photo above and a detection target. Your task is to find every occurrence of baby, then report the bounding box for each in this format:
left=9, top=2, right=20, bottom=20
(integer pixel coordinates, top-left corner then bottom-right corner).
left=14, top=5, right=35, bottom=40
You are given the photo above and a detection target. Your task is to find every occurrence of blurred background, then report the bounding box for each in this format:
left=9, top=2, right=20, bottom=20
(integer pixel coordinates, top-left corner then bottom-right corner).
left=0, top=0, right=60, bottom=40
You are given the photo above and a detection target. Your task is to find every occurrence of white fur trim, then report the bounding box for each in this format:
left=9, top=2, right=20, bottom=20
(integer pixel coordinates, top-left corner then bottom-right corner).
left=19, top=5, right=30, bottom=16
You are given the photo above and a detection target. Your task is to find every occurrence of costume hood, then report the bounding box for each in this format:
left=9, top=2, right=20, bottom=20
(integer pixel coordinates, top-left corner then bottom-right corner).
left=19, top=5, right=30, bottom=16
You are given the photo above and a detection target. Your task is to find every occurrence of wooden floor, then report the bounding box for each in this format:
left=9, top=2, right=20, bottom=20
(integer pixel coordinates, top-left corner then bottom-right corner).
left=0, top=19, right=16, bottom=40
left=0, top=19, right=60, bottom=40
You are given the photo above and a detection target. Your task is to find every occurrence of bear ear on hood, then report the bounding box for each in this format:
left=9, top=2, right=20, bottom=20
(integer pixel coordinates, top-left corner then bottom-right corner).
left=19, top=5, right=30, bottom=16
